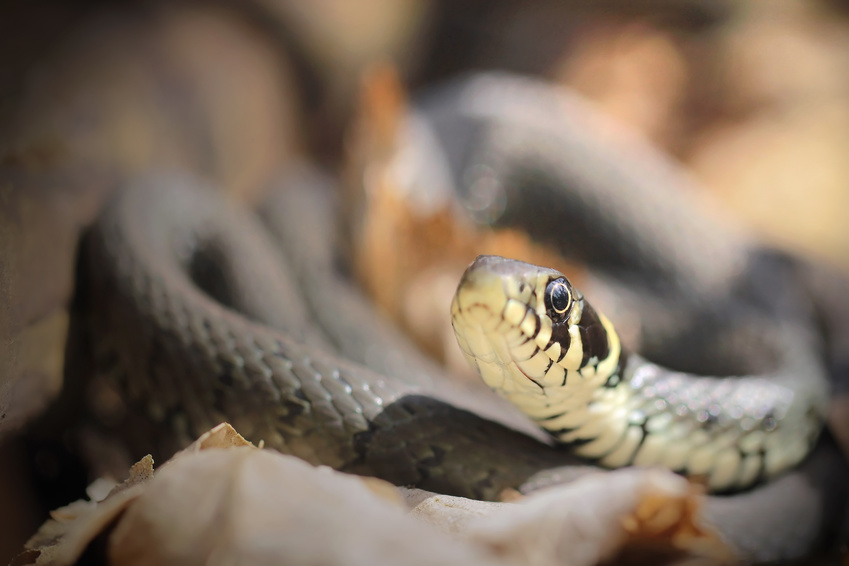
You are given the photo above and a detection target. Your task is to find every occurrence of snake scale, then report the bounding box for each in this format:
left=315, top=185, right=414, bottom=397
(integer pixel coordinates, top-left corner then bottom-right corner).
left=83, top=73, right=849, bottom=563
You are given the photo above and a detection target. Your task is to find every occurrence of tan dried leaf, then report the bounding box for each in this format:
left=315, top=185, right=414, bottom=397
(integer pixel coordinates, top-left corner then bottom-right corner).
left=405, top=468, right=733, bottom=566
left=106, top=444, right=499, bottom=566
left=20, top=470, right=149, bottom=565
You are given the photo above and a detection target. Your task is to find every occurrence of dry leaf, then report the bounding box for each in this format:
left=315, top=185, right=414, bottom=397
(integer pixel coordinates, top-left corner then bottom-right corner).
left=405, top=468, right=732, bottom=566
left=20, top=475, right=149, bottom=565
left=18, top=423, right=737, bottom=566
left=106, top=443, right=498, bottom=566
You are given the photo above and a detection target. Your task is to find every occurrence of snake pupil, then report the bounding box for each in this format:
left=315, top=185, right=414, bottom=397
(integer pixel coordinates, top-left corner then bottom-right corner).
left=545, top=278, right=571, bottom=321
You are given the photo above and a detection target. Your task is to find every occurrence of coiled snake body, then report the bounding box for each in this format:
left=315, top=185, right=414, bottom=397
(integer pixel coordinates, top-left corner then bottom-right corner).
left=83, top=73, right=848, bottom=562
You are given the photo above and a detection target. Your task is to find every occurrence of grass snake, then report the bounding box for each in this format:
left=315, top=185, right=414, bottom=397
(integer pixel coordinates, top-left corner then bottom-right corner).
left=82, top=73, right=849, bottom=563
left=451, top=255, right=823, bottom=492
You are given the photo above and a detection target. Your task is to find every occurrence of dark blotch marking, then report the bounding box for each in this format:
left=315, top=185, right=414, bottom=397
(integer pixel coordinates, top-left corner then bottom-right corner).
left=576, top=301, right=610, bottom=369
left=280, top=400, right=305, bottom=418
left=605, top=420, right=651, bottom=467
left=603, top=373, right=620, bottom=388
left=526, top=374, right=545, bottom=391
left=636, top=421, right=650, bottom=446
left=351, top=421, right=379, bottom=457
left=550, top=322, right=571, bottom=360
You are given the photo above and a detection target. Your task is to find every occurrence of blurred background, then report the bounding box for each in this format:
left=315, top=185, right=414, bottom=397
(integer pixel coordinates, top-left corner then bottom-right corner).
left=1, top=0, right=848, bottom=562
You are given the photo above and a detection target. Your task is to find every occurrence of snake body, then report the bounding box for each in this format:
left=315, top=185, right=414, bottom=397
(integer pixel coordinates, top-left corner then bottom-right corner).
left=451, top=255, right=824, bottom=491
left=81, top=72, right=849, bottom=562
left=390, top=73, right=835, bottom=490
left=84, top=172, right=593, bottom=500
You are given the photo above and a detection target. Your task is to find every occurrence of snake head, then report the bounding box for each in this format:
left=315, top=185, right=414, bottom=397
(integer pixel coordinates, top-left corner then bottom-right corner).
left=451, top=255, right=621, bottom=394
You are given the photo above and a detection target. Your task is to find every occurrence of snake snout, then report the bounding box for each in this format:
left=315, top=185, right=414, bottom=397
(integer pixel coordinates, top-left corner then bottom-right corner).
left=454, top=255, right=560, bottom=329
left=454, top=256, right=513, bottom=326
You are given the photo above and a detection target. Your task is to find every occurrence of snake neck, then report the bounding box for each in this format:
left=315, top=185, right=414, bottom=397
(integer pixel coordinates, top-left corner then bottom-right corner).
left=450, top=255, right=823, bottom=492
left=450, top=256, right=626, bottom=446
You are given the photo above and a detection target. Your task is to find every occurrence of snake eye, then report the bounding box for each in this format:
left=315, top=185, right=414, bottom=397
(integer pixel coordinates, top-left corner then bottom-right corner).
left=545, top=278, right=572, bottom=322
